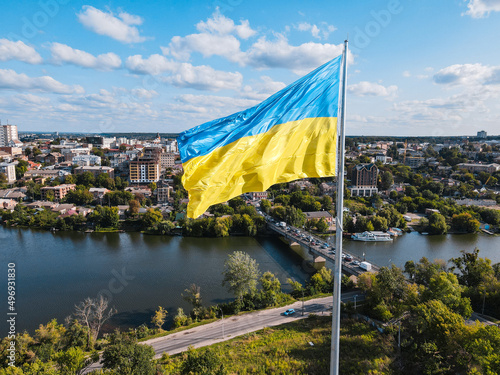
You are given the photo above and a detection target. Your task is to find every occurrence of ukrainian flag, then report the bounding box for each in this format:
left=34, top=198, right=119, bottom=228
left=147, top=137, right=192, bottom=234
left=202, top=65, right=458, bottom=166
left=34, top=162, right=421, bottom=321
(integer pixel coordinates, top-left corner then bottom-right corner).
left=178, top=55, right=343, bottom=218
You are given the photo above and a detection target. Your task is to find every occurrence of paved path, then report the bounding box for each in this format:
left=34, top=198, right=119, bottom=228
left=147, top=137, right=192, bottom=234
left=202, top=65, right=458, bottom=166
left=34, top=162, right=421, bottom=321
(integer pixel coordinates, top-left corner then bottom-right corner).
left=84, top=292, right=361, bottom=373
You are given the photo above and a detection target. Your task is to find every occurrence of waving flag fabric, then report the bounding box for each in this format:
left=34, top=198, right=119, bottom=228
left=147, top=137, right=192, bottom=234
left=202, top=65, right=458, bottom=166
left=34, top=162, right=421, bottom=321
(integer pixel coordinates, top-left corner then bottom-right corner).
left=178, top=55, right=342, bottom=218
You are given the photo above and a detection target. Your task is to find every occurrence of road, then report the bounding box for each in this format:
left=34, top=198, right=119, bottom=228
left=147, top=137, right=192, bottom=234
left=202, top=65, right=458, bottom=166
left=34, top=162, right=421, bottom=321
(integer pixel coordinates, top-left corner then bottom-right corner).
left=267, top=220, right=380, bottom=275
left=84, top=292, right=362, bottom=373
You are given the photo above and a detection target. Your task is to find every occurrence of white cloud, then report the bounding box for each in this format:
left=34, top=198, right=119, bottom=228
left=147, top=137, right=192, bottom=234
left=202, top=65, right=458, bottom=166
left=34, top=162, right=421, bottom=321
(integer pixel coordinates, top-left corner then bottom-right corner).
left=402, top=70, right=411, bottom=77
left=195, top=10, right=256, bottom=39
left=240, top=76, right=286, bottom=100
left=348, top=114, right=368, bottom=123
left=161, top=63, right=243, bottom=91
left=131, top=88, right=158, bottom=99
left=125, top=54, right=176, bottom=75
left=167, top=33, right=243, bottom=62
left=126, top=54, right=243, bottom=91
left=392, top=86, right=500, bottom=127
left=164, top=11, right=255, bottom=62
left=0, top=39, right=42, bottom=64
left=0, top=69, right=84, bottom=94
left=12, top=94, right=51, bottom=106
left=464, top=0, right=500, bottom=17
left=164, top=13, right=343, bottom=74
left=295, top=22, right=336, bottom=40
left=433, top=63, right=500, bottom=86
left=77, top=6, right=148, bottom=43
left=50, top=43, right=121, bottom=70
left=348, top=81, right=398, bottom=98
left=243, top=35, right=346, bottom=74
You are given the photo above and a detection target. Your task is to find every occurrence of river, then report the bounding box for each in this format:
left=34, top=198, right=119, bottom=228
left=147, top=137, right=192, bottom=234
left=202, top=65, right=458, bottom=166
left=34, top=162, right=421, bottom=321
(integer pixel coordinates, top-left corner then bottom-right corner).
left=1, top=226, right=499, bottom=336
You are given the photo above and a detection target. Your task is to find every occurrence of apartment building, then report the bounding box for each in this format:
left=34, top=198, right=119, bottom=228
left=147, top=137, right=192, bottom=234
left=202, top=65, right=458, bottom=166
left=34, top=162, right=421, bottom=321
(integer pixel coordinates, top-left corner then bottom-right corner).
left=129, top=160, right=160, bottom=183
left=457, top=163, right=500, bottom=174
left=72, top=155, right=102, bottom=166
left=40, top=184, right=76, bottom=201
left=0, top=162, right=16, bottom=184
left=0, top=124, right=19, bottom=147
left=350, top=163, right=379, bottom=197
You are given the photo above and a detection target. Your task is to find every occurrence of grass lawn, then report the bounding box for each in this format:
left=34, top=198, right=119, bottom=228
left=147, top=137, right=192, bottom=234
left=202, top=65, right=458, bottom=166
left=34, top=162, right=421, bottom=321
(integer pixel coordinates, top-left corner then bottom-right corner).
left=160, top=316, right=397, bottom=374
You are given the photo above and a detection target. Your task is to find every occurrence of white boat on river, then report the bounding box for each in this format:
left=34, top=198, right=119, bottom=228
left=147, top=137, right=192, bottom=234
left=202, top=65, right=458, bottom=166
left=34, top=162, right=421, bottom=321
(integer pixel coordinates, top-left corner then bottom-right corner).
left=351, top=231, right=393, bottom=242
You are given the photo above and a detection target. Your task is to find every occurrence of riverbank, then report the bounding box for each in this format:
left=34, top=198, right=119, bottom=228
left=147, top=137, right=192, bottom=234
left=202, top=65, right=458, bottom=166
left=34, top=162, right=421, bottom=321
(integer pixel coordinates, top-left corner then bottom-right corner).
left=2, top=226, right=500, bottom=336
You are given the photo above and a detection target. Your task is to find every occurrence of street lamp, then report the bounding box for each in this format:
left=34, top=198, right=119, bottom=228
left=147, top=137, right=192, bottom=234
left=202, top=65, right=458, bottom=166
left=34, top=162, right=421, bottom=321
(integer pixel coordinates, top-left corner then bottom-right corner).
left=354, top=295, right=357, bottom=310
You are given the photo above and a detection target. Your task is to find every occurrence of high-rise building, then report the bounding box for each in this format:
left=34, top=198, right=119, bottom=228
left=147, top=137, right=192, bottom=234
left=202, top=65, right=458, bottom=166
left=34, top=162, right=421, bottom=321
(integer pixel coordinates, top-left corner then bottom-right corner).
left=129, top=160, right=160, bottom=183
left=350, top=163, right=379, bottom=197
left=351, top=163, right=378, bottom=187
left=0, top=124, right=19, bottom=147
left=477, top=130, right=487, bottom=139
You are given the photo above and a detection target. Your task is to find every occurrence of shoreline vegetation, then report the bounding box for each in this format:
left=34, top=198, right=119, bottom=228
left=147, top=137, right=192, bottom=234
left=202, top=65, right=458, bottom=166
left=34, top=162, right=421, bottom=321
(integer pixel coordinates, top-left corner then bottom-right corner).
left=1, top=249, right=500, bottom=374
left=2, top=154, right=500, bottom=239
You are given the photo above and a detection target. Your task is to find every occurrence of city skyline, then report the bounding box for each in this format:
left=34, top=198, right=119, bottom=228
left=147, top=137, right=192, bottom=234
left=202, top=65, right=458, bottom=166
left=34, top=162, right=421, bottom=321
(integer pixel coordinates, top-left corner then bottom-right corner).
left=1, top=0, right=500, bottom=136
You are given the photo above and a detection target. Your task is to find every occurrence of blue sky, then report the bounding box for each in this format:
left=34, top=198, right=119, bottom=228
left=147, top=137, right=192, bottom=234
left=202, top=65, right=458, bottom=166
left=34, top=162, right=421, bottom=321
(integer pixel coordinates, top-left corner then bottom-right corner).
left=1, top=0, right=500, bottom=136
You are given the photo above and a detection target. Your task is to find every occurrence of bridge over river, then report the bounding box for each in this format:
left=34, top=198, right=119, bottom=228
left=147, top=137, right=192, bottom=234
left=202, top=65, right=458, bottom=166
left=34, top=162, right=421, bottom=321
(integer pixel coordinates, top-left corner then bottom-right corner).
left=267, top=220, right=381, bottom=277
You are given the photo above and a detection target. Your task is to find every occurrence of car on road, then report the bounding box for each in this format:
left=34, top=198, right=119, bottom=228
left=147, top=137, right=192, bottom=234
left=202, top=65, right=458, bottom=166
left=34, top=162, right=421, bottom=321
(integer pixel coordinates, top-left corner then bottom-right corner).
left=345, top=254, right=353, bottom=262
left=352, top=260, right=360, bottom=266
left=283, top=308, right=296, bottom=316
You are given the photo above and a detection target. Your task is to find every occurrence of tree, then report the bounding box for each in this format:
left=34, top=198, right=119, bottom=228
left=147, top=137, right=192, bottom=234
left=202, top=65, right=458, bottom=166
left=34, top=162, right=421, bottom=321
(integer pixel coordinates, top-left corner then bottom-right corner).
left=105, top=190, right=134, bottom=205
left=173, top=307, right=190, bottom=328
left=102, top=335, right=156, bottom=375
left=274, top=194, right=290, bottom=206
left=157, top=220, right=174, bottom=235
left=183, top=284, right=202, bottom=319
left=64, top=189, right=93, bottom=206
left=450, top=248, right=495, bottom=288
left=73, top=296, right=116, bottom=349
left=260, top=199, right=272, bottom=213
left=141, top=209, right=163, bottom=229
left=180, top=348, right=226, bottom=375
left=285, top=205, right=306, bottom=227
left=209, top=203, right=234, bottom=217
left=422, top=271, right=472, bottom=317
left=222, top=251, right=260, bottom=299
left=451, top=212, right=480, bottom=233
left=259, top=271, right=282, bottom=306
left=228, top=196, right=245, bottom=210
left=15, top=160, right=28, bottom=179
left=88, top=206, right=119, bottom=228
left=45, top=190, right=55, bottom=202
left=428, top=212, right=447, bottom=235
left=64, top=174, right=77, bottom=185
left=63, top=319, right=89, bottom=350
left=151, top=306, right=167, bottom=331
left=148, top=182, right=157, bottom=192
left=128, top=199, right=140, bottom=217
left=53, top=347, right=96, bottom=375
left=76, top=171, right=95, bottom=187
left=379, top=171, right=394, bottom=190
left=316, top=217, right=329, bottom=233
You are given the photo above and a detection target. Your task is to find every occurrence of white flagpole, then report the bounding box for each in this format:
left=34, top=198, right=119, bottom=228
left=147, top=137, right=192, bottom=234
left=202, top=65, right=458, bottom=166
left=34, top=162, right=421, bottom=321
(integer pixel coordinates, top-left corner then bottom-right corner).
left=330, top=39, right=348, bottom=375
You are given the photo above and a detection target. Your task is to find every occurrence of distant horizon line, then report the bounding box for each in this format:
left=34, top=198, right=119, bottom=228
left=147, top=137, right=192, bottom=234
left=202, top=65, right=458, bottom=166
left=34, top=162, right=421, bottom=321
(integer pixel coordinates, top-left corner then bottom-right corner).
left=17, top=131, right=500, bottom=139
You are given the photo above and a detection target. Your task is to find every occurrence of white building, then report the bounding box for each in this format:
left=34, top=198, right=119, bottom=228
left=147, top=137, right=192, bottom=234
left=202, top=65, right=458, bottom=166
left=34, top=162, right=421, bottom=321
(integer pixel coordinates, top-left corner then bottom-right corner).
left=165, top=140, right=178, bottom=153
left=477, top=130, right=487, bottom=139
left=72, top=155, right=102, bottom=166
left=0, top=162, right=16, bottom=184
left=0, top=124, right=19, bottom=147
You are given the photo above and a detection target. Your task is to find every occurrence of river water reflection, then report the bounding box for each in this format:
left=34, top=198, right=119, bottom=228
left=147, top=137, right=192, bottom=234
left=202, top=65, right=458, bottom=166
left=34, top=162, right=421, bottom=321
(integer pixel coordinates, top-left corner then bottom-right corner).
left=1, top=226, right=498, bottom=335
